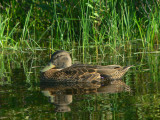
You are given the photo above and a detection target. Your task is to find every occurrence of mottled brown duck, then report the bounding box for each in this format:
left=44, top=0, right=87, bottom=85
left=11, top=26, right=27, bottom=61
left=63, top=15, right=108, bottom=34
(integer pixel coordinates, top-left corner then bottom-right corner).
left=40, top=50, right=132, bottom=83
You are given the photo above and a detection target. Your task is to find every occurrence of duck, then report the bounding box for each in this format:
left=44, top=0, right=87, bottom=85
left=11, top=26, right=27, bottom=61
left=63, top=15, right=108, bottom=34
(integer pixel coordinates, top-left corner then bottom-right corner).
left=40, top=50, right=132, bottom=83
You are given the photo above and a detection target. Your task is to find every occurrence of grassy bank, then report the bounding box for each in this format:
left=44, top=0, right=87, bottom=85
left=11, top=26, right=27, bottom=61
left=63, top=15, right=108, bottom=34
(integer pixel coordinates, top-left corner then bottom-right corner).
left=0, top=0, right=159, bottom=51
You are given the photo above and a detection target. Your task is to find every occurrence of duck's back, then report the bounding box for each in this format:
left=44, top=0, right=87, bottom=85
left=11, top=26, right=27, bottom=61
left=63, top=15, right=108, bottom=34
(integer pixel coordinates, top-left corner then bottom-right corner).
left=41, top=64, right=131, bottom=82
left=41, top=65, right=101, bottom=83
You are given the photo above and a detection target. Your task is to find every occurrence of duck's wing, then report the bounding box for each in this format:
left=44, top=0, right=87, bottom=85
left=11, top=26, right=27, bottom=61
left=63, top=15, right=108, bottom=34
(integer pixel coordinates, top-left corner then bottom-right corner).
left=96, top=65, right=132, bottom=80
left=49, top=65, right=101, bottom=82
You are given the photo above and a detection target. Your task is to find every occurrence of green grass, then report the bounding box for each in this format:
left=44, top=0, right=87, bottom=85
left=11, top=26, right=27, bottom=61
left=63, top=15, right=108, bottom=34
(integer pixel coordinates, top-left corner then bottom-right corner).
left=0, top=0, right=159, bottom=52
left=0, top=8, right=19, bottom=49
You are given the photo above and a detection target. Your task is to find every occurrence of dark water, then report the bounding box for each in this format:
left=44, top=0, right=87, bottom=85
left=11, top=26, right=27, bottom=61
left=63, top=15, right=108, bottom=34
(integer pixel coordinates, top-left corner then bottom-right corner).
left=0, top=48, right=160, bottom=120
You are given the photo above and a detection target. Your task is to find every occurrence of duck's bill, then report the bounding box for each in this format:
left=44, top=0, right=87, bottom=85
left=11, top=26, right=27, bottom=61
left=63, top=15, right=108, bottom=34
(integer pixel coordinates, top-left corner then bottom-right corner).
left=41, top=62, right=55, bottom=72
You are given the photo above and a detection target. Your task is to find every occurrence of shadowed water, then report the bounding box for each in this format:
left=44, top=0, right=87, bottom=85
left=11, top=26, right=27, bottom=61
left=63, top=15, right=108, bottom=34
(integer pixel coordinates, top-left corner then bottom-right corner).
left=0, top=47, right=160, bottom=120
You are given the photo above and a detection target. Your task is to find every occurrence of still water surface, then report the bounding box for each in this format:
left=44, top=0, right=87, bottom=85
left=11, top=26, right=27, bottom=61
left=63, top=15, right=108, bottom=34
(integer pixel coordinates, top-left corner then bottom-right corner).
left=0, top=48, right=160, bottom=119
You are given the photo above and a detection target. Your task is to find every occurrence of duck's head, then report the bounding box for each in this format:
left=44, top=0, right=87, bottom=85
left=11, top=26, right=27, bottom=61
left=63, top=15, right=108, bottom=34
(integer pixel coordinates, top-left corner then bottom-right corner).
left=41, top=50, right=72, bottom=72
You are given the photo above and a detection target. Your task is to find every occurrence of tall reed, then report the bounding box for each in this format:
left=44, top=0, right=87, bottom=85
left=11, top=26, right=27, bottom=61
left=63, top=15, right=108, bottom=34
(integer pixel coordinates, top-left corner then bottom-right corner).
left=0, top=0, right=159, bottom=51
left=0, top=8, right=19, bottom=49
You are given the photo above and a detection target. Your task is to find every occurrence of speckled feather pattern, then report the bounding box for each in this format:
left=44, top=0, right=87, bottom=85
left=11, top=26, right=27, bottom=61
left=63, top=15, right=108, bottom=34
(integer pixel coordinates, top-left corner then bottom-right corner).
left=41, top=64, right=131, bottom=82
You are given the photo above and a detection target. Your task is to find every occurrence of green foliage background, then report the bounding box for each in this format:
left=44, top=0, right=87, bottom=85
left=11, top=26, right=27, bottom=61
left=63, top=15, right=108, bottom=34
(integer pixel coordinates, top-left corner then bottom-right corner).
left=0, top=0, right=159, bottom=50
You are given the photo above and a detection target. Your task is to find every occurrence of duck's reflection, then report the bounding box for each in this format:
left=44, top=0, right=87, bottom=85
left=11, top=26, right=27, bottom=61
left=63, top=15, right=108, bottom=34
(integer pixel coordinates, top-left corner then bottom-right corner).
left=42, top=91, right=72, bottom=112
left=40, top=80, right=130, bottom=112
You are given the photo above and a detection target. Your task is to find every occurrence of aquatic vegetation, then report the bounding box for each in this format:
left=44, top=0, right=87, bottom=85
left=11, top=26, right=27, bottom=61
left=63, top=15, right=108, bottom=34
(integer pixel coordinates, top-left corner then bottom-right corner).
left=0, top=9, right=19, bottom=49
left=0, top=0, right=159, bottom=51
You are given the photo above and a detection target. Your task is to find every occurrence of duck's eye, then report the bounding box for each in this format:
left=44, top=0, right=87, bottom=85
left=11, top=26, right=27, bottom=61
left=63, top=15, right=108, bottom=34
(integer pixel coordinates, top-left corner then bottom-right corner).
left=54, top=55, right=63, bottom=59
